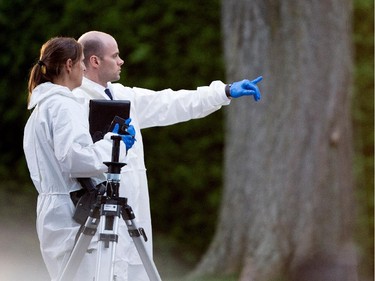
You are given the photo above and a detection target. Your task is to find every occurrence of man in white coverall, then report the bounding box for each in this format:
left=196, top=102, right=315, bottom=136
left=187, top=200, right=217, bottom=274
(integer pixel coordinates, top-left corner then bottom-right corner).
left=73, top=30, right=263, bottom=280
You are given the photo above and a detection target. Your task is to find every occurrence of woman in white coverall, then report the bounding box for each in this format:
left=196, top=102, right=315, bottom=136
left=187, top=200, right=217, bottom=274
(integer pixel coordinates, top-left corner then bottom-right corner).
left=23, top=37, right=132, bottom=281
left=73, top=30, right=263, bottom=281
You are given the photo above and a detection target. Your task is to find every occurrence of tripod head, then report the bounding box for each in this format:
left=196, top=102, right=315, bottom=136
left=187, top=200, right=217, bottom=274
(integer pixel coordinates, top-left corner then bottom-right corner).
left=103, top=135, right=126, bottom=198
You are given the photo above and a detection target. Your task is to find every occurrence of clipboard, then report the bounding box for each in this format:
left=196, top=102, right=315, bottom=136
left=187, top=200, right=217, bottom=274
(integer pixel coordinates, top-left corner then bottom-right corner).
left=88, top=99, right=131, bottom=142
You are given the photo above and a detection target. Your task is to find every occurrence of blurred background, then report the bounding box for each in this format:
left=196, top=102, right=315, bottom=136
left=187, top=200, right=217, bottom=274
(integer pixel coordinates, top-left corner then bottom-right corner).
left=0, top=0, right=372, bottom=280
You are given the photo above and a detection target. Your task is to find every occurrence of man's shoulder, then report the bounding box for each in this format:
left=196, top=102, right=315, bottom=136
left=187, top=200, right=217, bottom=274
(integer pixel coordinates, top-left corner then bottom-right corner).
left=111, top=82, right=129, bottom=91
left=110, top=83, right=135, bottom=99
left=73, top=79, right=104, bottom=99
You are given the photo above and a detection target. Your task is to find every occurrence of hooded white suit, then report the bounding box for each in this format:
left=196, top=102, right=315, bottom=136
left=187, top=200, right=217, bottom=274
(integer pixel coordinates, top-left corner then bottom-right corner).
left=23, top=82, right=126, bottom=281
left=72, top=78, right=231, bottom=280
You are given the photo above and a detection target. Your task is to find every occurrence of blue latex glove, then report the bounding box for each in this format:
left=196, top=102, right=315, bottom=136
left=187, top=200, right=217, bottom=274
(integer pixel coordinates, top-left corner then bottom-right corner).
left=229, top=76, right=263, bottom=101
left=112, top=118, right=136, bottom=151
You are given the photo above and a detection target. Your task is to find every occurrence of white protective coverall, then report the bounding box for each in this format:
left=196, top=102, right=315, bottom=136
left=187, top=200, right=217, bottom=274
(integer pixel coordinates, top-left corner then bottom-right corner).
left=23, top=82, right=126, bottom=281
left=73, top=77, right=231, bottom=280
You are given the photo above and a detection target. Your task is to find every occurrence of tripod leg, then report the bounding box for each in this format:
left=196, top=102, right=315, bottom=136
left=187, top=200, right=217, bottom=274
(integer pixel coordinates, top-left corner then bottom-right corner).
left=95, top=203, right=121, bottom=281
left=57, top=215, right=100, bottom=281
left=122, top=206, right=162, bottom=281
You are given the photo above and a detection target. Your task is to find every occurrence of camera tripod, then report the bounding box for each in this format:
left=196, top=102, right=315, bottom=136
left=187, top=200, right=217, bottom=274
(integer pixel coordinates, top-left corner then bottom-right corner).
left=58, top=135, right=162, bottom=281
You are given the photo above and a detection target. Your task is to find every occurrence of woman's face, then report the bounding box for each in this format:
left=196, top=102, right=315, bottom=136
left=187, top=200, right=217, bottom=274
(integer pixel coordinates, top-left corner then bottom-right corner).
left=71, top=52, right=86, bottom=89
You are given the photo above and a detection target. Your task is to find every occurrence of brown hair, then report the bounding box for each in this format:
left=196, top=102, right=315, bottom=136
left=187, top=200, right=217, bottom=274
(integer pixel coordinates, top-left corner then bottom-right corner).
left=27, top=37, right=83, bottom=105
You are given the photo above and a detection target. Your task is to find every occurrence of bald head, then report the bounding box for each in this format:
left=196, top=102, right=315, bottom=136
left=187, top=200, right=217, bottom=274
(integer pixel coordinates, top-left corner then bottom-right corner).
left=77, top=31, right=124, bottom=86
left=78, top=31, right=116, bottom=66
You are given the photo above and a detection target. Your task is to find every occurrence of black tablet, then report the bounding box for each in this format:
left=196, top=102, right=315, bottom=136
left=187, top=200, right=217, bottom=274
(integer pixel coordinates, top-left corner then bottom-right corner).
left=89, top=99, right=131, bottom=142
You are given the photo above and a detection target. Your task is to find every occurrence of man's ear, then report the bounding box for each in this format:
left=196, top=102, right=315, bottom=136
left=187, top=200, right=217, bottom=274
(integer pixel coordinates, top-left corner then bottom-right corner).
left=89, top=55, right=100, bottom=68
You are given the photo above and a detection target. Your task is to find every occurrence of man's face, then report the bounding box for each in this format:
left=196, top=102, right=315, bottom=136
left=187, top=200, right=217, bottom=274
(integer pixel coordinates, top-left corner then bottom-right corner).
left=98, top=37, right=124, bottom=84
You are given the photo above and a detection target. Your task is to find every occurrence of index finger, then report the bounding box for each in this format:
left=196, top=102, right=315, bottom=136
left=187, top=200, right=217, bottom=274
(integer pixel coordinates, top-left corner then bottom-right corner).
left=251, top=76, right=263, bottom=84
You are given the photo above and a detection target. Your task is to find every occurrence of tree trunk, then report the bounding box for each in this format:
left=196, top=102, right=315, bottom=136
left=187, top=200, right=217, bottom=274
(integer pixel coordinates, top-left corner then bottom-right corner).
left=193, top=0, right=358, bottom=280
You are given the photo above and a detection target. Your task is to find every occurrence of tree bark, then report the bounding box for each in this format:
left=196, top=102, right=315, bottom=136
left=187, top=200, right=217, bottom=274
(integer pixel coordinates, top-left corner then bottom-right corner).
left=193, top=0, right=358, bottom=280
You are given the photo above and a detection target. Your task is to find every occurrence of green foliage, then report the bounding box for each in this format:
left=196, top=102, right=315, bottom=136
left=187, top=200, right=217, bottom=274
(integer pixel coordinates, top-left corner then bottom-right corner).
left=352, top=0, right=374, bottom=277
left=0, top=181, right=38, bottom=225
left=144, top=114, right=224, bottom=262
left=183, top=276, right=237, bottom=281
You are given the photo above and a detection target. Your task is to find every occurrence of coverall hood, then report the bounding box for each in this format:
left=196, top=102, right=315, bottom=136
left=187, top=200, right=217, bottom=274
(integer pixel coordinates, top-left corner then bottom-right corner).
left=28, top=82, right=85, bottom=110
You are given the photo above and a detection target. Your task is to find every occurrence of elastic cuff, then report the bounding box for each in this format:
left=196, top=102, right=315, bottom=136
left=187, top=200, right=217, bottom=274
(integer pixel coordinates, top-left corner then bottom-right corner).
left=225, top=84, right=232, bottom=98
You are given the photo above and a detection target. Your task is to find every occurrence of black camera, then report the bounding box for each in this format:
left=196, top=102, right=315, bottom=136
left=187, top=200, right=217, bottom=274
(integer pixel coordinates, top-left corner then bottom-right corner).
left=109, top=116, right=130, bottom=135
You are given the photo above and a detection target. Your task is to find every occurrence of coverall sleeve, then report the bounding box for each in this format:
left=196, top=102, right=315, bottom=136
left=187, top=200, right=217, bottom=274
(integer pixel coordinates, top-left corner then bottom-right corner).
left=116, top=80, right=230, bottom=129
left=50, top=96, right=125, bottom=178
